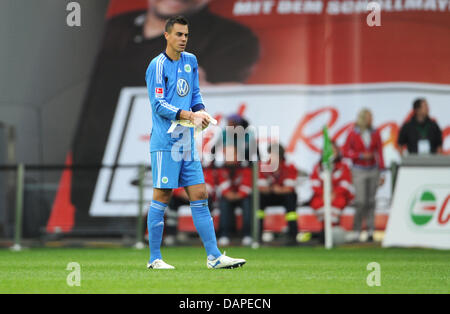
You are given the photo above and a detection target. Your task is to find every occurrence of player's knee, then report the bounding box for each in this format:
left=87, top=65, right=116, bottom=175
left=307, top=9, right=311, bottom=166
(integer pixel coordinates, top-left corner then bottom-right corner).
left=194, top=190, right=208, bottom=201
left=153, top=188, right=172, bottom=204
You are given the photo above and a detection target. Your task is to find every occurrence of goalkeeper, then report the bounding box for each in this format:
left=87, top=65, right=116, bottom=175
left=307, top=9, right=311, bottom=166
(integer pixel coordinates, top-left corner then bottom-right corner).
left=145, top=16, right=245, bottom=270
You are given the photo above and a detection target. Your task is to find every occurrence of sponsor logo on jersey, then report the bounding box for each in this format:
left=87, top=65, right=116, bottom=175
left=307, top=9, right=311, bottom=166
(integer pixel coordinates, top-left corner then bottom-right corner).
left=177, top=79, right=190, bottom=97
left=155, top=88, right=164, bottom=98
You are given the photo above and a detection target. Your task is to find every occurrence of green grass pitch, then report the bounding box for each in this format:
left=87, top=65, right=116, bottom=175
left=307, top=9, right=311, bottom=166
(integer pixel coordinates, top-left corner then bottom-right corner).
left=0, top=246, right=449, bottom=293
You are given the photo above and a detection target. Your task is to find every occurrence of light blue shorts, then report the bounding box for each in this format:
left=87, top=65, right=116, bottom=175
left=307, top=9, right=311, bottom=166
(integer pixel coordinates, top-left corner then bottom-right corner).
left=151, top=150, right=205, bottom=189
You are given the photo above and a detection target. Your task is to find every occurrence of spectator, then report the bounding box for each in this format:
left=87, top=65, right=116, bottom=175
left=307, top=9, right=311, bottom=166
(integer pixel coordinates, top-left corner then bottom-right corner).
left=398, top=98, right=443, bottom=155
left=217, top=145, right=252, bottom=247
left=343, top=108, right=385, bottom=242
left=310, top=142, right=354, bottom=225
left=258, top=144, right=299, bottom=245
left=213, top=113, right=256, bottom=164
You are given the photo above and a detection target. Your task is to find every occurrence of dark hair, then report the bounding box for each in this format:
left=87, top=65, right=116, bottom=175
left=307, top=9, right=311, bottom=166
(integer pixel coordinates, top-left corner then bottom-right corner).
left=165, top=16, right=189, bottom=33
left=413, top=98, right=425, bottom=111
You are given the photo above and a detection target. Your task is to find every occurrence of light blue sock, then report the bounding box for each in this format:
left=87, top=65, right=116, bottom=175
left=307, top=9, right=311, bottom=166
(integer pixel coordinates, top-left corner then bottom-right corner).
left=190, top=199, right=222, bottom=260
left=148, top=200, right=167, bottom=263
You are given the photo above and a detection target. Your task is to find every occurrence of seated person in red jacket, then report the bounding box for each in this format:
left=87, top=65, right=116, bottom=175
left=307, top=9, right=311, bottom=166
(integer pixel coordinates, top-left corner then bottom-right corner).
left=310, top=142, right=354, bottom=225
left=258, top=144, right=299, bottom=244
left=217, top=145, right=252, bottom=247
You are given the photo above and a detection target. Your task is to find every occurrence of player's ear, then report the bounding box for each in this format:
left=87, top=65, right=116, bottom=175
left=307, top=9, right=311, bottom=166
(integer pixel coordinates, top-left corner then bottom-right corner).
left=164, top=32, right=169, bottom=40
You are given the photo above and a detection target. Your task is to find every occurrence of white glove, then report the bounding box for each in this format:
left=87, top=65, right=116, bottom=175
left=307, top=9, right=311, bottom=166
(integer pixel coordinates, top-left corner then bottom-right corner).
left=167, top=112, right=217, bottom=138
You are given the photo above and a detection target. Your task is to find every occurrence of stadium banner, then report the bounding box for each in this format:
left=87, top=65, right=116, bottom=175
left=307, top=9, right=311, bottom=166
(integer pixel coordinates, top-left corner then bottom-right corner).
left=383, top=166, right=450, bottom=249
left=89, top=83, right=450, bottom=216
left=48, top=0, right=450, bottom=230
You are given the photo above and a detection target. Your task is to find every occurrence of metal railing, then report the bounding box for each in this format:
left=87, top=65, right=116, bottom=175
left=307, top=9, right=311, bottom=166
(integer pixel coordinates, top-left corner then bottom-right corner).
left=0, top=163, right=151, bottom=250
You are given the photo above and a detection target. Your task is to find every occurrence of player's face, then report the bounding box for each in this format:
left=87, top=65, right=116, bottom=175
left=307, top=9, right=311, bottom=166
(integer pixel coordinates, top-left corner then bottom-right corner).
left=165, top=23, right=189, bottom=53
left=149, top=0, right=210, bottom=18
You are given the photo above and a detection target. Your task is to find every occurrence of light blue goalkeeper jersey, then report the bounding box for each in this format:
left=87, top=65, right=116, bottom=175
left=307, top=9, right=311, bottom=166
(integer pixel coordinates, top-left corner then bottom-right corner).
left=145, top=51, right=205, bottom=152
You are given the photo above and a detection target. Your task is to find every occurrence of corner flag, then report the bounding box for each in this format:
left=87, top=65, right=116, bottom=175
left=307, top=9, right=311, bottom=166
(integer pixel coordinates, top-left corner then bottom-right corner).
left=322, top=126, right=333, bottom=169
left=322, top=126, right=333, bottom=249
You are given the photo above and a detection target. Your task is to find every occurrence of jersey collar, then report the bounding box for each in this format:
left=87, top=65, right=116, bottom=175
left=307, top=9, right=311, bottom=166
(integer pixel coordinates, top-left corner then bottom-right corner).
left=163, top=52, right=182, bottom=62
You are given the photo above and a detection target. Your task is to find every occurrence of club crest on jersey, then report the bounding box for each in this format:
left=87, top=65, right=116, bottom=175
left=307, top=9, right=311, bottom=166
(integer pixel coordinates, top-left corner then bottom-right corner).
left=177, top=79, right=190, bottom=97
left=184, top=64, right=192, bottom=73
left=155, top=87, right=164, bottom=98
